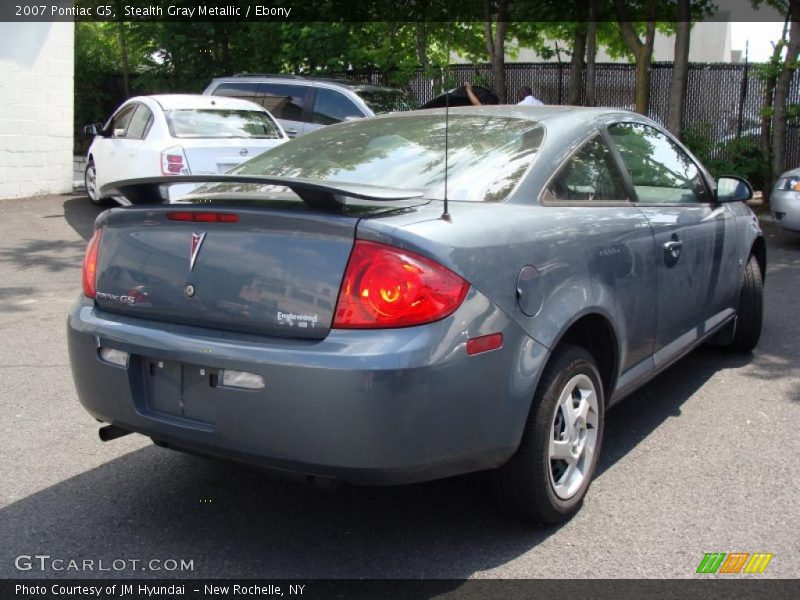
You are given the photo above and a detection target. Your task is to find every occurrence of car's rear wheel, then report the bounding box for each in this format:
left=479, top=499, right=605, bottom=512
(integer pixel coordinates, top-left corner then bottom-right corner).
left=726, top=254, right=763, bottom=353
left=493, top=344, right=604, bottom=524
left=85, top=159, right=110, bottom=206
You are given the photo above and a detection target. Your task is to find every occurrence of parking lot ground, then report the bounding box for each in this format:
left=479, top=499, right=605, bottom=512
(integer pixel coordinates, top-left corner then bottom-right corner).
left=1, top=194, right=799, bottom=579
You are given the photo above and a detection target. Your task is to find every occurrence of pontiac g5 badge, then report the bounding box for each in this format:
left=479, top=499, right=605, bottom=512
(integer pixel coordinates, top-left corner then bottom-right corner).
left=189, top=232, right=206, bottom=271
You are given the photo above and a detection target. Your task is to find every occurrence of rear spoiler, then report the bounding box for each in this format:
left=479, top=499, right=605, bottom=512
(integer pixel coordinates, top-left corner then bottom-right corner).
left=100, top=175, right=424, bottom=208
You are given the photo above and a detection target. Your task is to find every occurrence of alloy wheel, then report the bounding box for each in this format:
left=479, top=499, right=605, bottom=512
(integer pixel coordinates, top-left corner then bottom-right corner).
left=548, top=373, right=599, bottom=500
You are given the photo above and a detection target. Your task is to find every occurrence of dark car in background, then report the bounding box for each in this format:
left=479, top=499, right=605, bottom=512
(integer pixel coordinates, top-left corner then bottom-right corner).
left=203, top=74, right=418, bottom=138
left=69, top=106, right=764, bottom=525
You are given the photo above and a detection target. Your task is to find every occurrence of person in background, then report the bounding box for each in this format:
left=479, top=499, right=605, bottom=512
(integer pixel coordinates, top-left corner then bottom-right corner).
left=516, top=85, right=543, bottom=106
left=465, top=82, right=483, bottom=106
left=465, top=83, right=543, bottom=106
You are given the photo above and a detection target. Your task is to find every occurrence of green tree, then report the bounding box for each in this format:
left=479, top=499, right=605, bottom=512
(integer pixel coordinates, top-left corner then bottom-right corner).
left=73, top=22, right=134, bottom=151
left=769, top=0, right=800, bottom=183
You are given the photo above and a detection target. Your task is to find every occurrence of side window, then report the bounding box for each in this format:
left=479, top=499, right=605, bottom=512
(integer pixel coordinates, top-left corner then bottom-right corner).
left=608, top=122, right=708, bottom=204
left=210, top=82, right=262, bottom=105
left=261, top=84, right=308, bottom=122
left=108, top=105, right=136, bottom=138
left=312, top=88, right=364, bottom=125
left=125, top=105, right=154, bottom=140
left=544, top=136, right=630, bottom=202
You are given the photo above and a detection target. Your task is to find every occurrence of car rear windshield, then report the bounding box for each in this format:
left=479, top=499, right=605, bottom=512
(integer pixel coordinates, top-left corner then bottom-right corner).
left=358, top=90, right=419, bottom=114
left=233, top=114, right=544, bottom=202
left=165, top=109, right=283, bottom=139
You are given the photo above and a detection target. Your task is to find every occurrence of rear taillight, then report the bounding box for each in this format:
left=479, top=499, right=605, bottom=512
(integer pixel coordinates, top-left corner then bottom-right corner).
left=333, top=240, right=469, bottom=329
left=82, top=229, right=102, bottom=298
left=161, top=147, right=190, bottom=175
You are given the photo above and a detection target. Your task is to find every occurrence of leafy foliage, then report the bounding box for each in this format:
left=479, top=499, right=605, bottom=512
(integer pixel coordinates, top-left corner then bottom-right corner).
left=682, top=122, right=770, bottom=190
left=73, top=22, right=136, bottom=152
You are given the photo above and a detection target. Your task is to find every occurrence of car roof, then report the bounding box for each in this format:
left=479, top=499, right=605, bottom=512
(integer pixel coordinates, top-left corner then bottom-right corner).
left=378, top=104, right=635, bottom=125
left=142, top=94, right=267, bottom=111
left=211, top=74, right=406, bottom=93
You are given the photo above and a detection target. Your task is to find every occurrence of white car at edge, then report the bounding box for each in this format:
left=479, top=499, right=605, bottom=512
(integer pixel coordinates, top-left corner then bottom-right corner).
left=84, top=94, right=288, bottom=204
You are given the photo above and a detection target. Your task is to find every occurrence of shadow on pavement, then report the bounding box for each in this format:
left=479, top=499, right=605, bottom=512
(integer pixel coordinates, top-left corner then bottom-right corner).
left=0, top=237, right=86, bottom=274
left=0, top=196, right=101, bottom=274
left=0, top=286, right=37, bottom=313
left=0, top=443, right=559, bottom=579
left=1, top=345, right=746, bottom=580
left=63, top=195, right=105, bottom=242
left=599, top=346, right=750, bottom=476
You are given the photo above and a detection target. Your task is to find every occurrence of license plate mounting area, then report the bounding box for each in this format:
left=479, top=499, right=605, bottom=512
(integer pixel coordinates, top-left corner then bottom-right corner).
left=142, top=359, right=219, bottom=426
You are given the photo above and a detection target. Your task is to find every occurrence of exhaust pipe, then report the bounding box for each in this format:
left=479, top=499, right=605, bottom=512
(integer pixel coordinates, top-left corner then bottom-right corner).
left=98, top=424, right=132, bottom=442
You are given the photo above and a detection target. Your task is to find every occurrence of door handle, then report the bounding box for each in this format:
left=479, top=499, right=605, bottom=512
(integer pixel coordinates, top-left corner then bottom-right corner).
left=663, top=240, right=683, bottom=260
left=284, top=128, right=299, bottom=137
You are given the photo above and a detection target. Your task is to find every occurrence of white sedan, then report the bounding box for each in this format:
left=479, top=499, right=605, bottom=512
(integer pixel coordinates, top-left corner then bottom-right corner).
left=84, top=94, right=288, bottom=204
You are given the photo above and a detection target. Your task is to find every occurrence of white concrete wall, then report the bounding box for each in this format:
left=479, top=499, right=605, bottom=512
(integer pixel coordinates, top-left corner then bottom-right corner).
left=651, top=22, right=732, bottom=63
left=0, top=22, right=74, bottom=200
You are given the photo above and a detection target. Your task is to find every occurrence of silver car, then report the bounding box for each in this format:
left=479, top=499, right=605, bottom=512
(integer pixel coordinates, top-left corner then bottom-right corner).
left=771, top=168, right=800, bottom=232
left=203, top=75, right=418, bottom=138
left=68, top=107, right=764, bottom=525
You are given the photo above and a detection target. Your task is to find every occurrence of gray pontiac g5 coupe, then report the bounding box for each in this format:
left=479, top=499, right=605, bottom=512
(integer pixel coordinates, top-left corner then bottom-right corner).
left=68, top=106, right=764, bottom=524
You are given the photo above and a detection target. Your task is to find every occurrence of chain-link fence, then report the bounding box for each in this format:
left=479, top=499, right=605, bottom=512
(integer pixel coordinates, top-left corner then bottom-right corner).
left=341, top=62, right=800, bottom=170
left=79, top=62, right=800, bottom=173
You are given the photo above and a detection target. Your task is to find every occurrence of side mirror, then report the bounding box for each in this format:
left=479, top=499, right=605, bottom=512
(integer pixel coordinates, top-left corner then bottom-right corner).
left=84, top=123, right=104, bottom=137
left=716, top=176, right=753, bottom=203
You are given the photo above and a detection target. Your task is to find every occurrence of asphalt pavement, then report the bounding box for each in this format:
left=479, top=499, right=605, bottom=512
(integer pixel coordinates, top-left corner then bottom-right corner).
left=1, top=194, right=798, bottom=579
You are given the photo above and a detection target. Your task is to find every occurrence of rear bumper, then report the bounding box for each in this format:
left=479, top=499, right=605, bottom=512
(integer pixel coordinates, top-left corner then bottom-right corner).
left=67, top=291, right=548, bottom=485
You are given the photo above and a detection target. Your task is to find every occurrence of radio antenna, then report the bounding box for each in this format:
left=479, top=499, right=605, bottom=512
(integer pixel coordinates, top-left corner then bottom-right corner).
left=441, top=83, right=451, bottom=222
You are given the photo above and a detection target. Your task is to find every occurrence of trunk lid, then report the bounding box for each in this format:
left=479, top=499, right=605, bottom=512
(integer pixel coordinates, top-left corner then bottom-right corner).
left=93, top=204, right=360, bottom=339
left=167, top=139, right=287, bottom=201
left=178, top=138, right=286, bottom=176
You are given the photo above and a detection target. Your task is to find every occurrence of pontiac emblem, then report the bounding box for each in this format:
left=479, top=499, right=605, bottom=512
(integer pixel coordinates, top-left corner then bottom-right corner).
left=189, top=232, right=206, bottom=271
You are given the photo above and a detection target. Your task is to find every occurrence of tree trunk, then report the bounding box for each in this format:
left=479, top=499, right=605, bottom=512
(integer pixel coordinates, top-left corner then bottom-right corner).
left=484, top=0, right=508, bottom=102
left=415, top=22, right=429, bottom=73
left=586, top=0, right=598, bottom=106
left=666, top=0, right=690, bottom=136
left=772, top=2, right=800, bottom=183
left=384, top=22, right=400, bottom=86
left=567, top=17, right=587, bottom=105
left=616, top=0, right=657, bottom=115
left=220, top=26, right=231, bottom=76
left=758, top=14, right=789, bottom=183
left=116, top=21, right=130, bottom=98
left=633, top=50, right=650, bottom=114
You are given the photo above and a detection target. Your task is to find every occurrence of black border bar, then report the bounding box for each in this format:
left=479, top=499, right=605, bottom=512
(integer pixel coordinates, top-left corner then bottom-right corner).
left=3, top=579, right=800, bottom=600
left=0, top=0, right=788, bottom=22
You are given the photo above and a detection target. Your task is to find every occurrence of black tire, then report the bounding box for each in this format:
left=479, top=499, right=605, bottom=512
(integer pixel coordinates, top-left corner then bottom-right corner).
left=493, top=344, right=605, bottom=525
left=84, top=158, right=111, bottom=206
left=727, top=254, right=763, bottom=353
